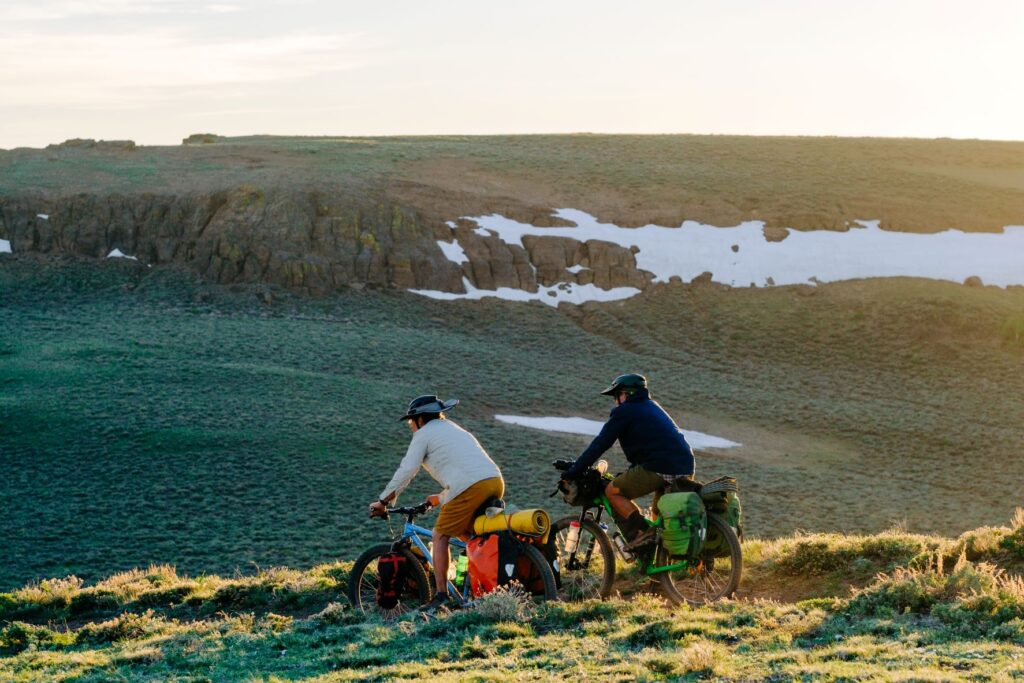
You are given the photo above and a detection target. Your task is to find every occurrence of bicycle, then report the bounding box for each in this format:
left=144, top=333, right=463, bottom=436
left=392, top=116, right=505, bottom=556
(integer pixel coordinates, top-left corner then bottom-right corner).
left=348, top=502, right=558, bottom=615
left=551, top=459, right=743, bottom=605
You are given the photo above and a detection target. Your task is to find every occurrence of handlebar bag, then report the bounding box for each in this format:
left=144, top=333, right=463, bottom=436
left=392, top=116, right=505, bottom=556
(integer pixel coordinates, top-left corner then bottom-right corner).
left=375, top=552, right=410, bottom=609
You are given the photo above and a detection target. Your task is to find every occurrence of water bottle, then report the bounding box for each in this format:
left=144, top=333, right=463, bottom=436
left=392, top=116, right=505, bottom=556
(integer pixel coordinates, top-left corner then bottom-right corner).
left=564, top=521, right=582, bottom=553
left=454, top=553, right=469, bottom=587
left=611, top=531, right=635, bottom=561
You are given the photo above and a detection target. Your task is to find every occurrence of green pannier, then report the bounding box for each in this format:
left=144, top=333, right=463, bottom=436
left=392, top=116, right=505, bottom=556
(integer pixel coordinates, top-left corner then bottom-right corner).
left=700, top=477, right=743, bottom=557
left=657, top=492, right=706, bottom=558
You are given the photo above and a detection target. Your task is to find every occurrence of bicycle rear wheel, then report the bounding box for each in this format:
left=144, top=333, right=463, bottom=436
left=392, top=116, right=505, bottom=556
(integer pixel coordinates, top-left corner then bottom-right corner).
left=347, top=543, right=433, bottom=615
left=514, top=543, right=559, bottom=602
left=657, top=513, right=742, bottom=605
left=553, top=516, right=616, bottom=600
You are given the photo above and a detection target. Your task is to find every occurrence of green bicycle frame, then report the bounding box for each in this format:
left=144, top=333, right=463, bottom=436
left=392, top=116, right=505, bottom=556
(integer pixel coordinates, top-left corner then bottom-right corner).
left=591, top=494, right=691, bottom=576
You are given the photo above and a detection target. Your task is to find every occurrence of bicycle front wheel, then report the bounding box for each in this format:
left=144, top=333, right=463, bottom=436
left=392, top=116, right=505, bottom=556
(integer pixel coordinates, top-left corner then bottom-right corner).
left=657, top=513, right=742, bottom=606
left=347, top=543, right=433, bottom=615
left=553, top=516, right=616, bottom=600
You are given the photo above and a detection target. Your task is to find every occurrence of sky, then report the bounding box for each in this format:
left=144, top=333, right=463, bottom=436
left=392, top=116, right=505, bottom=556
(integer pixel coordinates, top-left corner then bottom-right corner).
left=1, top=0, right=1022, bottom=148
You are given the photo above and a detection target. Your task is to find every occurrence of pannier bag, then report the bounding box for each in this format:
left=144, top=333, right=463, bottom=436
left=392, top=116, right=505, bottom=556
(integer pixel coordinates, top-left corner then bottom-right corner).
left=466, top=532, right=523, bottom=597
left=700, top=476, right=743, bottom=557
left=657, top=492, right=707, bottom=559
left=375, top=552, right=410, bottom=609
left=466, top=531, right=558, bottom=597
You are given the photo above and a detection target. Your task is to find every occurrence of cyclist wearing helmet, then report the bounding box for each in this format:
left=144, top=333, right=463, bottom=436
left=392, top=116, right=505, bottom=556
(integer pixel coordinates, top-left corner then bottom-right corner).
left=369, top=395, right=504, bottom=609
left=562, top=373, right=695, bottom=550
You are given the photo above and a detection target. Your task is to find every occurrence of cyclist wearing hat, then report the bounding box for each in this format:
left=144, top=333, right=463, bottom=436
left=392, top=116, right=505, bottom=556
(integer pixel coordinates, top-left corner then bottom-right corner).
left=369, top=395, right=503, bottom=607
left=562, top=374, right=695, bottom=550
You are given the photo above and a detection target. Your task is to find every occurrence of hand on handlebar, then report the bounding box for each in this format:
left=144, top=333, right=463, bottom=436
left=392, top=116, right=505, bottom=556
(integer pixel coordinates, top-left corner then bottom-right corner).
left=425, top=494, right=440, bottom=509
left=368, top=500, right=388, bottom=519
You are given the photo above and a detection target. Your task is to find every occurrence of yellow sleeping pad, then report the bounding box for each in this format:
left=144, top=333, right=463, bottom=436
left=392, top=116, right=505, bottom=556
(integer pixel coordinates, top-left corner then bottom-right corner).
left=473, top=508, right=551, bottom=542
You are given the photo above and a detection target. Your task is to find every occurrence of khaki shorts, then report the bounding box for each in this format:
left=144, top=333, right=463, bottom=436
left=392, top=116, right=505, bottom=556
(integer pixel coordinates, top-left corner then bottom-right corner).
left=435, top=477, right=505, bottom=540
left=610, top=466, right=696, bottom=508
left=610, top=466, right=669, bottom=500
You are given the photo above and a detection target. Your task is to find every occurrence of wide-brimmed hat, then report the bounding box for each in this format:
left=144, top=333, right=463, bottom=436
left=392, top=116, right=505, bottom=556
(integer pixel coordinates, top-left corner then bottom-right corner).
left=398, top=395, right=459, bottom=421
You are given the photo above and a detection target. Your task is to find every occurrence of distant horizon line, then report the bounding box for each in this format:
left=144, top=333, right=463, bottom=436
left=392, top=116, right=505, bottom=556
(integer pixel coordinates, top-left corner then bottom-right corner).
left=6, top=130, right=1024, bottom=150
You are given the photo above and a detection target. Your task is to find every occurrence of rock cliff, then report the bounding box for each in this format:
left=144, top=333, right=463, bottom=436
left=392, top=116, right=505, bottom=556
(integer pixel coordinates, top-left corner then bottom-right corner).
left=0, top=186, right=649, bottom=296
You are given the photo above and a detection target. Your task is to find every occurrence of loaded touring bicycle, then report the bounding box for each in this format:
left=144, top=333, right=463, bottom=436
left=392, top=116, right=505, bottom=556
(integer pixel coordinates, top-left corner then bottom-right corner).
left=551, top=458, right=743, bottom=605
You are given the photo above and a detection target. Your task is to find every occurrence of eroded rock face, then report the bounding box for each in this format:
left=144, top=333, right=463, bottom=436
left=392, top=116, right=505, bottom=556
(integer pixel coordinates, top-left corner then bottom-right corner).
left=0, top=189, right=658, bottom=296
left=0, top=189, right=468, bottom=294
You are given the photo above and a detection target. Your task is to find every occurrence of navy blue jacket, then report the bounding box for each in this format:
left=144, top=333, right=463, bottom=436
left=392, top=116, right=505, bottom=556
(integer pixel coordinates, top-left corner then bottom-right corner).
left=565, top=389, right=694, bottom=479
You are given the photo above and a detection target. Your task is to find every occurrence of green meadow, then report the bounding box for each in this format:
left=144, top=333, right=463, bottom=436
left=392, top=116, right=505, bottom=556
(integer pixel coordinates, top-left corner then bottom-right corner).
left=2, top=256, right=1023, bottom=590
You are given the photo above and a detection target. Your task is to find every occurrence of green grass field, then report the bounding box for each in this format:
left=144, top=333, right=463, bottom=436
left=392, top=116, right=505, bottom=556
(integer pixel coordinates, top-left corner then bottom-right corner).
left=2, top=513, right=1023, bottom=682
left=2, top=256, right=1023, bottom=591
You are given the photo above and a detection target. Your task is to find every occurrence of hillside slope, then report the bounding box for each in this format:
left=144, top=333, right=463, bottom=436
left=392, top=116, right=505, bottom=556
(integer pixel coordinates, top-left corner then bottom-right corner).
left=2, top=514, right=1023, bottom=682
left=3, top=135, right=1024, bottom=296
left=2, top=259, right=1023, bottom=590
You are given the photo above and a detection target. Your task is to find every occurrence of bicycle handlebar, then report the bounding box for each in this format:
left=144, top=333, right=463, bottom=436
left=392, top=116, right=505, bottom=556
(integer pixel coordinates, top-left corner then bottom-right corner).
left=378, top=501, right=433, bottom=520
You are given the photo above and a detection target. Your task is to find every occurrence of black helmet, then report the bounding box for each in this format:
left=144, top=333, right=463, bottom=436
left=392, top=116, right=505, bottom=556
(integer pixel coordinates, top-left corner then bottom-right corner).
left=398, top=394, right=459, bottom=421
left=599, top=373, right=647, bottom=396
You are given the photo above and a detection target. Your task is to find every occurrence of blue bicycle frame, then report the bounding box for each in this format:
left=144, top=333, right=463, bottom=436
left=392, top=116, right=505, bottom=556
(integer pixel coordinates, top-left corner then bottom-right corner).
left=393, top=517, right=470, bottom=601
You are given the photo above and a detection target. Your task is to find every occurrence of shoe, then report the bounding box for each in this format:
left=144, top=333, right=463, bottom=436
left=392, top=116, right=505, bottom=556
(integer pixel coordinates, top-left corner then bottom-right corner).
left=624, top=527, right=658, bottom=551
left=419, top=591, right=453, bottom=612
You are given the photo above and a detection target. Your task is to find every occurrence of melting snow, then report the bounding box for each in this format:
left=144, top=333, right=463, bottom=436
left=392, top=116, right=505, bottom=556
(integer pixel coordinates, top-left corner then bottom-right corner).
left=411, top=277, right=639, bottom=307
left=0, top=239, right=11, bottom=254
left=36, top=214, right=49, bottom=220
left=106, top=249, right=138, bottom=261
left=567, top=265, right=590, bottom=274
left=436, top=239, right=469, bottom=265
left=494, top=414, right=741, bottom=449
left=457, top=209, right=1024, bottom=289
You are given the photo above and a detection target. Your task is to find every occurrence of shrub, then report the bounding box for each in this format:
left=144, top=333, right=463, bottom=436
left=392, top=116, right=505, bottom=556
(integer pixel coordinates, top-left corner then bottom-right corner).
left=471, top=586, right=535, bottom=623
left=1, top=622, right=73, bottom=654
left=310, top=601, right=364, bottom=626
left=999, top=509, right=1024, bottom=560
left=76, top=610, right=165, bottom=645
left=679, top=640, right=722, bottom=675
left=618, top=620, right=676, bottom=649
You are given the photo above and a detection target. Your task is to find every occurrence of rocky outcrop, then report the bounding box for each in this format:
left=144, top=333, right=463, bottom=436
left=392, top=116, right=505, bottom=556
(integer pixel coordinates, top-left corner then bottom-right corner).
left=0, top=189, right=469, bottom=294
left=0, top=187, right=658, bottom=296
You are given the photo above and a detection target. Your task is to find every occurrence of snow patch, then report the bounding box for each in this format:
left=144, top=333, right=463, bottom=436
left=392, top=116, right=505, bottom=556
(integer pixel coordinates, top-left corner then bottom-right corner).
left=436, top=239, right=468, bottom=265
left=411, top=277, right=639, bottom=308
left=446, top=220, right=457, bottom=229
left=106, top=249, right=138, bottom=261
left=458, top=210, right=1024, bottom=289
left=494, top=414, right=741, bottom=449
left=0, top=239, right=11, bottom=254
left=36, top=213, right=49, bottom=220
left=567, top=264, right=590, bottom=274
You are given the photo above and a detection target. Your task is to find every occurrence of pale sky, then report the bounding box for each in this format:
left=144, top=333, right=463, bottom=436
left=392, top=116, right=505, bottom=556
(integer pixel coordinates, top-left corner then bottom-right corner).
left=1, top=0, right=1022, bottom=148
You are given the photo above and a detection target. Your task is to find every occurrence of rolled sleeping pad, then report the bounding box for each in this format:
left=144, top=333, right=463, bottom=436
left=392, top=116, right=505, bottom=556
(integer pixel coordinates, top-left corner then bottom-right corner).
left=473, top=508, right=551, bottom=542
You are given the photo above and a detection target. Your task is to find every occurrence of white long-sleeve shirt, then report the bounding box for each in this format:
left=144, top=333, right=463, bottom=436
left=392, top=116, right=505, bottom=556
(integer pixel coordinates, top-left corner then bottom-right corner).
left=379, top=419, right=502, bottom=505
